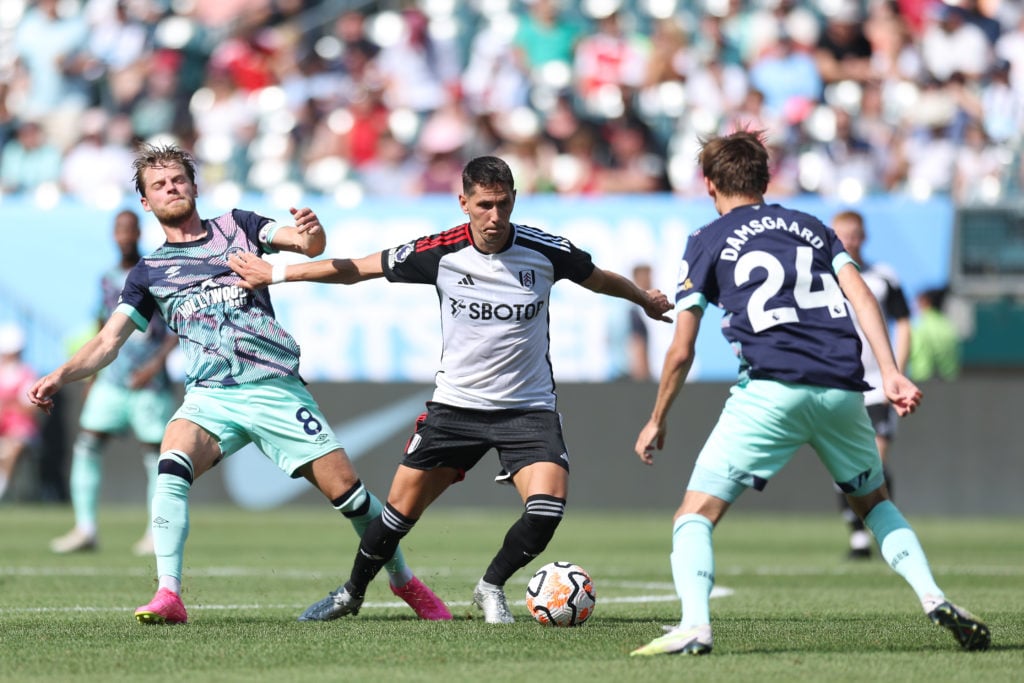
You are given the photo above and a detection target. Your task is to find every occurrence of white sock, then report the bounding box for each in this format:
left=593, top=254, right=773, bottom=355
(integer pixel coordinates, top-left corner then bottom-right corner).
left=158, top=576, right=182, bottom=594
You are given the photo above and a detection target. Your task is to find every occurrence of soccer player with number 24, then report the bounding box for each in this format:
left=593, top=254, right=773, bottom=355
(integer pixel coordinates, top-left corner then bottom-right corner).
left=630, top=130, right=990, bottom=656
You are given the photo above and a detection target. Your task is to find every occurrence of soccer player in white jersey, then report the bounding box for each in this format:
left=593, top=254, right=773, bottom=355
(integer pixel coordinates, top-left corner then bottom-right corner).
left=227, top=155, right=673, bottom=623
left=832, top=210, right=912, bottom=559
left=50, top=209, right=178, bottom=556
left=28, top=144, right=449, bottom=625
left=630, top=131, right=989, bottom=656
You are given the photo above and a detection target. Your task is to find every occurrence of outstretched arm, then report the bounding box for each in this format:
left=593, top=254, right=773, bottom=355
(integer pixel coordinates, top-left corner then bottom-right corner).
left=579, top=267, right=672, bottom=322
left=268, top=207, right=327, bottom=257
left=838, top=264, right=921, bottom=416
left=635, top=307, right=702, bottom=464
left=228, top=251, right=385, bottom=290
left=28, top=312, right=137, bottom=414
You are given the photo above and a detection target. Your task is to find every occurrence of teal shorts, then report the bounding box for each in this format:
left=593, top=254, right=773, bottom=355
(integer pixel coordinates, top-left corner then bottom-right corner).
left=79, top=382, right=175, bottom=444
left=688, top=379, right=884, bottom=503
left=171, top=375, right=342, bottom=478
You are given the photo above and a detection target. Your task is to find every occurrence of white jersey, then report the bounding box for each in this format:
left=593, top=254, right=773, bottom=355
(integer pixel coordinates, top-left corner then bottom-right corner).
left=381, top=223, right=595, bottom=410
left=847, top=262, right=911, bottom=406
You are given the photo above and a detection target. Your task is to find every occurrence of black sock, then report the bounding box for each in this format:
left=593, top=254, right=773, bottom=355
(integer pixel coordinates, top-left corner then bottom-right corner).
left=482, top=495, right=565, bottom=586
left=348, top=503, right=416, bottom=597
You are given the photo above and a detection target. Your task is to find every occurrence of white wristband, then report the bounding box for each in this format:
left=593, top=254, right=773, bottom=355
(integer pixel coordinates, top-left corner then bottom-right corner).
left=271, top=263, right=287, bottom=285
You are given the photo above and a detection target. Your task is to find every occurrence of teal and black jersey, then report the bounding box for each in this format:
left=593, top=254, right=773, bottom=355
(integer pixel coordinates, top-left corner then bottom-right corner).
left=675, top=203, right=869, bottom=391
left=95, top=264, right=172, bottom=391
left=115, top=209, right=300, bottom=390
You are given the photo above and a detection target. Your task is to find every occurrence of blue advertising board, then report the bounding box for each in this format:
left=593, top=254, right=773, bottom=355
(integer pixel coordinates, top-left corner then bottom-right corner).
left=0, top=194, right=953, bottom=381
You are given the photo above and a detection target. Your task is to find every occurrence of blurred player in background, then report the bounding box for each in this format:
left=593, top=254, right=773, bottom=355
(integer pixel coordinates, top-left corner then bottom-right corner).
left=0, top=323, right=39, bottom=500
left=631, top=131, right=989, bottom=656
left=626, top=263, right=654, bottom=381
left=50, top=209, right=177, bottom=555
left=832, top=210, right=911, bottom=559
left=29, top=144, right=448, bottom=625
left=909, top=286, right=961, bottom=382
left=228, top=155, right=672, bottom=624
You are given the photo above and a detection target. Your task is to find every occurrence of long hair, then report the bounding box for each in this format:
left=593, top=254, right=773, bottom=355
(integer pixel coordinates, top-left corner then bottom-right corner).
left=462, top=156, right=515, bottom=195
left=132, top=143, right=197, bottom=197
left=697, top=130, right=770, bottom=197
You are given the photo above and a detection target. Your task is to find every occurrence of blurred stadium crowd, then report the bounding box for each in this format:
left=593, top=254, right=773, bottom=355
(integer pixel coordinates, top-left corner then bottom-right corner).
left=1, top=0, right=1022, bottom=209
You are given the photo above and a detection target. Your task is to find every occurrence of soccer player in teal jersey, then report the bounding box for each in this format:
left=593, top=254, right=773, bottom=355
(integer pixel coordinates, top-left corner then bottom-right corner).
left=630, top=131, right=989, bottom=656
left=29, top=144, right=449, bottom=624
left=50, top=209, right=177, bottom=556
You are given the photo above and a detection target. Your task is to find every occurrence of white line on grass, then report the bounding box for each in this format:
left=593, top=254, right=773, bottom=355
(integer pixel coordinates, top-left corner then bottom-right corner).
left=0, top=588, right=733, bottom=616
left=2, top=564, right=1020, bottom=578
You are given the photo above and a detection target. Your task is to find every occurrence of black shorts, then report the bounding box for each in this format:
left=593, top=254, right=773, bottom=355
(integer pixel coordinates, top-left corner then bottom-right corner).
left=401, top=402, right=570, bottom=478
left=866, top=403, right=898, bottom=441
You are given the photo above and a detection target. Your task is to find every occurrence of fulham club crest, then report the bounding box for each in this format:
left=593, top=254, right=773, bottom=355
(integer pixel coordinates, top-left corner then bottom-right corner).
left=519, top=269, right=535, bottom=289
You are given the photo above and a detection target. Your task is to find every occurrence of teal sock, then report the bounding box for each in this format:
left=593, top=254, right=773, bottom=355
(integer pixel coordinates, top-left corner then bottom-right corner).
left=70, top=433, right=103, bottom=534
left=142, top=449, right=159, bottom=518
left=336, top=485, right=411, bottom=585
left=864, top=500, right=943, bottom=601
left=671, top=513, right=715, bottom=628
left=151, top=451, right=193, bottom=582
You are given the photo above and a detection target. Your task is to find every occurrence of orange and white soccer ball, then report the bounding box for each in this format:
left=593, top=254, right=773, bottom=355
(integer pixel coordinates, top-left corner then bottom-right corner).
left=525, top=561, right=596, bottom=627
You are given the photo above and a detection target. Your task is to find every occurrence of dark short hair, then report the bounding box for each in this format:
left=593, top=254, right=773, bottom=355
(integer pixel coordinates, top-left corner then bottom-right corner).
left=698, top=130, right=770, bottom=197
left=132, top=143, right=197, bottom=197
left=115, top=208, right=140, bottom=225
left=920, top=287, right=948, bottom=310
left=462, top=156, right=515, bottom=195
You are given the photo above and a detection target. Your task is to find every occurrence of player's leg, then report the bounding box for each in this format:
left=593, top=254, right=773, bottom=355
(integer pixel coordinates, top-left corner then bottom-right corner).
left=486, top=461, right=567, bottom=584
left=0, top=436, right=31, bottom=500
left=472, top=410, right=570, bottom=624
left=299, top=463, right=459, bottom=621
left=50, top=430, right=107, bottom=553
left=52, top=383, right=132, bottom=552
left=815, top=392, right=920, bottom=594
left=131, top=446, right=159, bottom=556
left=470, top=461, right=567, bottom=624
left=872, top=405, right=897, bottom=497
left=634, top=380, right=808, bottom=656
left=135, top=417, right=222, bottom=625
left=129, top=387, right=175, bottom=556
left=301, top=450, right=410, bottom=582
left=840, top=403, right=896, bottom=558
left=816, top=390, right=989, bottom=650
left=280, top=395, right=455, bottom=621
left=848, top=490, right=990, bottom=650
left=632, top=489, right=729, bottom=656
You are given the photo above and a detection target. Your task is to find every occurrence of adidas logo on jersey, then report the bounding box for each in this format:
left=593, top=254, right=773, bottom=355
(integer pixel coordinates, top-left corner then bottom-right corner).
left=457, top=274, right=476, bottom=286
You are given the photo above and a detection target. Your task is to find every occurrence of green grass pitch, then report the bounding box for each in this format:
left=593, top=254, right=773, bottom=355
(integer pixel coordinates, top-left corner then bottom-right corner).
left=1, top=505, right=1021, bottom=682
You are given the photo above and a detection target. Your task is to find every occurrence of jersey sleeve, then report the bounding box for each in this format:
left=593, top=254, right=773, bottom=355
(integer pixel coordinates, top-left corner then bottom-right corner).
left=550, top=241, right=595, bottom=284
left=884, top=285, right=910, bottom=319
left=381, top=240, right=439, bottom=285
left=231, top=209, right=278, bottom=254
left=675, top=230, right=716, bottom=313
left=875, top=265, right=911, bottom=319
left=113, top=263, right=157, bottom=333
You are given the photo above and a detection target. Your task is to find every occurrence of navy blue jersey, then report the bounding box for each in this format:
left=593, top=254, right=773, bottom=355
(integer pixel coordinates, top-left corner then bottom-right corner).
left=381, top=222, right=595, bottom=410
left=116, top=210, right=300, bottom=390
left=676, top=203, right=869, bottom=390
